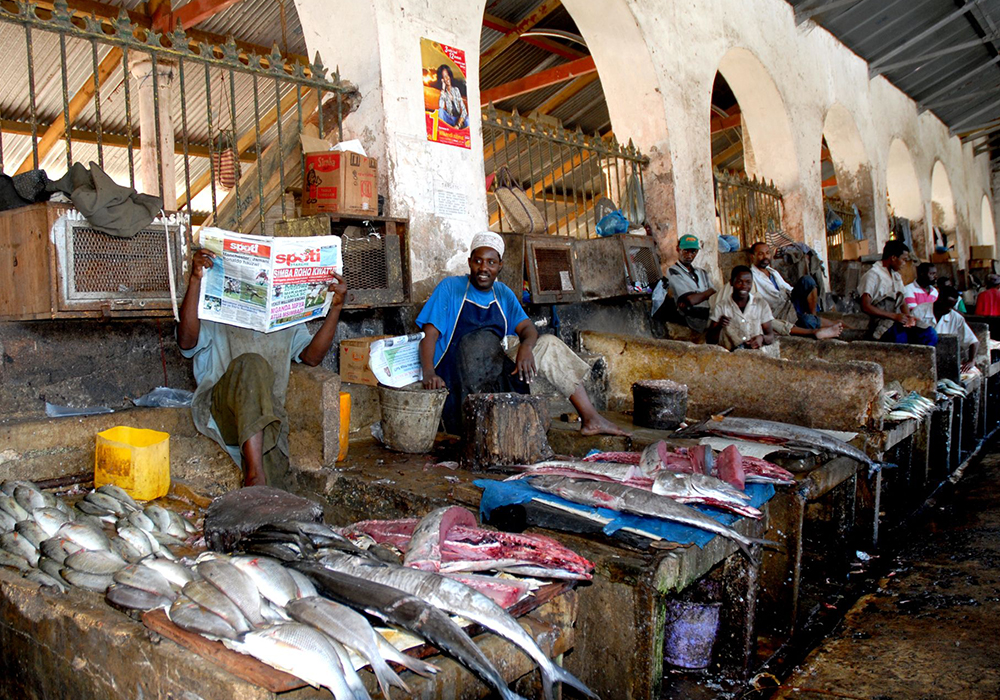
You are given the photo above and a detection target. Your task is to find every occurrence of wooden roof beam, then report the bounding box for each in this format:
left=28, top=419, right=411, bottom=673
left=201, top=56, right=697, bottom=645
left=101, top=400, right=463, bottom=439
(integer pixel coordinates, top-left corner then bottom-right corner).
left=481, top=0, right=564, bottom=67
left=536, top=73, right=599, bottom=115
left=482, top=11, right=584, bottom=62
left=710, top=108, right=742, bottom=135
left=153, top=0, right=247, bottom=32
left=481, top=55, right=596, bottom=105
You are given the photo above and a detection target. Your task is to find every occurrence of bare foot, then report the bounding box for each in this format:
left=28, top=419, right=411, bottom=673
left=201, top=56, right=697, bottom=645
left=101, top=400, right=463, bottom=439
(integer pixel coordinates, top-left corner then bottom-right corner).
left=580, top=413, right=631, bottom=437
left=815, top=323, right=843, bottom=340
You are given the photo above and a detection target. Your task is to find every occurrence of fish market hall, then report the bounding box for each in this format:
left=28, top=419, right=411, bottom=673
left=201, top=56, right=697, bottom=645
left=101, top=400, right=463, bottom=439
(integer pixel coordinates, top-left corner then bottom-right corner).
left=4, top=0, right=1000, bottom=698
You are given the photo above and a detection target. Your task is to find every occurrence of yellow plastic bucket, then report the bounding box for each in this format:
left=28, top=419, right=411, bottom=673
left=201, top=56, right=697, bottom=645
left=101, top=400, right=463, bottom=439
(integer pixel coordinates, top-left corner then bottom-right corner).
left=95, top=426, right=170, bottom=501
left=338, top=392, right=351, bottom=462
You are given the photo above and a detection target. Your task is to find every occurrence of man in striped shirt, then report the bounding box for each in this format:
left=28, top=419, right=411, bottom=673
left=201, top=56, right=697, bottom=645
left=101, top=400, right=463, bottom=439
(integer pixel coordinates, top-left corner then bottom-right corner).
left=903, top=262, right=938, bottom=310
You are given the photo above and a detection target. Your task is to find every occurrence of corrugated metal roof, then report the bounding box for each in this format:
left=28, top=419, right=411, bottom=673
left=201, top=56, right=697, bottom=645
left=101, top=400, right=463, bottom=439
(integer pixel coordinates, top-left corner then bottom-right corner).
left=786, top=0, right=1000, bottom=164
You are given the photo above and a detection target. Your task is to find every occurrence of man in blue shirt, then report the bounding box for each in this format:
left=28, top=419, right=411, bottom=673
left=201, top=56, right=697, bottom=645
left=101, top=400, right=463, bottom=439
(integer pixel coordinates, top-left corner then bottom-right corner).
left=418, top=231, right=627, bottom=436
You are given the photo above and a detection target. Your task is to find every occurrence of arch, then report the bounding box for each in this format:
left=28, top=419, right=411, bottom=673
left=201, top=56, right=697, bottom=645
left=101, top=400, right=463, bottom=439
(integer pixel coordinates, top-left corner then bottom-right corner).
left=930, top=160, right=957, bottom=233
left=716, top=48, right=798, bottom=191
left=821, top=103, right=876, bottom=246
left=886, top=139, right=922, bottom=221
left=981, top=193, right=996, bottom=245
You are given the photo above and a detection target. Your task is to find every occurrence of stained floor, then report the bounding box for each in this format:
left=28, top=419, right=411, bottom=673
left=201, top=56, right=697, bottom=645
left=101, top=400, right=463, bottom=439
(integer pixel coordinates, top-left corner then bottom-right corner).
left=769, top=446, right=1000, bottom=700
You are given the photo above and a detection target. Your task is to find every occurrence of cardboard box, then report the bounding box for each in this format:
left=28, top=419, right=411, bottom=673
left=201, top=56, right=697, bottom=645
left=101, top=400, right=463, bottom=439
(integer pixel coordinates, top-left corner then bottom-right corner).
left=969, top=258, right=996, bottom=270
left=931, top=251, right=956, bottom=263
left=302, top=151, right=378, bottom=216
left=841, top=238, right=869, bottom=260
left=970, top=245, right=994, bottom=260
left=339, top=335, right=391, bottom=386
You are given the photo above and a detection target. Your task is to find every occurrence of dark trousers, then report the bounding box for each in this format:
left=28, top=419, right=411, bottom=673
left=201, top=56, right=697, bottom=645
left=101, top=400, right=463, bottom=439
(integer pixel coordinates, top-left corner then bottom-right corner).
left=880, top=323, right=939, bottom=346
left=210, top=353, right=287, bottom=486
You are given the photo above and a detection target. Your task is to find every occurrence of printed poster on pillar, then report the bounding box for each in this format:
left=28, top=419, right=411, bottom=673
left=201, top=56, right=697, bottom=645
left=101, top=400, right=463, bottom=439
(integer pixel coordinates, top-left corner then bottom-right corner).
left=421, top=38, right=471, bottom=149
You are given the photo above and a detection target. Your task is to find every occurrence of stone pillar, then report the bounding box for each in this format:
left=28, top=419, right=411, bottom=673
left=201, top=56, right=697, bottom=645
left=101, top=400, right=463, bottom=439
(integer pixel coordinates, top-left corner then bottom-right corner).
left=129, top=56, right=177, bottom=209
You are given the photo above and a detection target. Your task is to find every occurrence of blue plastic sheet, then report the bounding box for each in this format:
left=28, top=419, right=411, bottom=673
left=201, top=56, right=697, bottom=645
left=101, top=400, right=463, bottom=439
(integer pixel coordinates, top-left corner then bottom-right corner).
left=475, top=478, right=775, bottom=549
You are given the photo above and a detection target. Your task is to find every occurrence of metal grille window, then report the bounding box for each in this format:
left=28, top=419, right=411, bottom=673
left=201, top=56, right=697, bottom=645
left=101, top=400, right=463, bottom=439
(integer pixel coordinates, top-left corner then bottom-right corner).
left=625, top=241, right=660, bottom=292
left=525, top=237, right=581, bottom=304
left=342, top=234, right=388, bottom=291
left=69, top=227, right=177, bottom=295
left=483, top=106, right=648, bottom=239
left=714, top=169, right=784, bottom=250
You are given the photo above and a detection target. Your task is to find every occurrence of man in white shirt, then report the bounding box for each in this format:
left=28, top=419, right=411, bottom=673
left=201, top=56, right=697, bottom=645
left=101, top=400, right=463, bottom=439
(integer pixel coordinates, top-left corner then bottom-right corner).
left=651, top=234, right=716, bottom=332
left=708, top=266, right=775, bottom=351
left=912, top=286, right=979, bottom=372
left=858, top=240, right=937, bottom=345
left=749, top=242, right=842, bottom=339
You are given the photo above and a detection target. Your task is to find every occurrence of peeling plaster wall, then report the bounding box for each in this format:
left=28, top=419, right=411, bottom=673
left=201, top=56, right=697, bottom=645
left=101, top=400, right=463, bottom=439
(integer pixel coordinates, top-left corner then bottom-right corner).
left=292, top=0, right=993, bottom=290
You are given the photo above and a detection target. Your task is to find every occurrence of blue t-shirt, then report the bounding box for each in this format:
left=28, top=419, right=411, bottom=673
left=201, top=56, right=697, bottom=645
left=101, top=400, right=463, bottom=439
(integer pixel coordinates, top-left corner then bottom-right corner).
left=415, top=275, right=529, bottom=366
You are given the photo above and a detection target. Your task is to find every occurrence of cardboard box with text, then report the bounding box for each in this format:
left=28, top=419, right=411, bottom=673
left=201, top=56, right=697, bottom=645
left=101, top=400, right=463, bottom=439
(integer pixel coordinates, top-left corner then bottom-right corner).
left=302, top=152, right=378, bottom=216
left=340, top=335, right=391, bottom=386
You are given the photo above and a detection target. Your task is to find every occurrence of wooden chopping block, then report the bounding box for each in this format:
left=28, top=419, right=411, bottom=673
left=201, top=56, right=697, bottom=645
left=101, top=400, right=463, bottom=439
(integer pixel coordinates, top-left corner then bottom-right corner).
left=461, top=392, right=554, bottom=470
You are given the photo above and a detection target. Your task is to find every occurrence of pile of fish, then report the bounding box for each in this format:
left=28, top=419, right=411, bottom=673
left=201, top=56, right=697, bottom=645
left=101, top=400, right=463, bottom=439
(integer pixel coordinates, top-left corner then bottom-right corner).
left=881, top=390, right=936, bottom=422
left=100, top=508, right=596, bottom=700
left=937, top=378, right=968, bottom=399
left=0, top=479, right=196, bottom=593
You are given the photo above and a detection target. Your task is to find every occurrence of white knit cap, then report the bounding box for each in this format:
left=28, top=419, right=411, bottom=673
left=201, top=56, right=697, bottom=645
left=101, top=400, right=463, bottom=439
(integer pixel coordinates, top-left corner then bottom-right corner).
left=469, top=231, right=505, bottom=258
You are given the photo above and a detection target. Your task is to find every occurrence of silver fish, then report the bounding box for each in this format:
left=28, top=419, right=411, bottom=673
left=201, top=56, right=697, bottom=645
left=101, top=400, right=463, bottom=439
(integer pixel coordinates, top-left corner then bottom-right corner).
left=168, top=598, right=239, bottom=640
left=106, top=583, right=172, bottom=611
left=95, top=484, right=139, bottom=511
left=74, top=513, right=110, bottom=531
left=0, top=509, right=17, bottom=533
left=117, top=526, right=154, bottom=558
left=110, top=536, right=144, bottom=564
left=287, top=567, right=319, bottom=599
left=76, top=501, right=115, bottom=518
left=14, top=485, right=46, bottom=512
left=0, top=549, right=31, bottom=572
left=40, top=536, right=83, bottom=564
left=126, top=511, right=157, bottom=533
left=56, top=522, right=111, bottom=552
left=197, top=559, right=266, bottom=628
left=182, top=580, right=251, bottom=634
left=32, top=507, right=71, bottom=538
left=143, top=505, right=172, bottom=532
left=142, top=558, right=195, bottom=588
left=0, top=494, right=29, bottom=522
left=320, top=551, right=594, bottom=700
left=230, top=555, right=298, bottom=608
left=65, top=549, right=128, bottom=575
left=38, top=555, right=64, bottom=580
left=286, top=596, right=410, bottom=700
left=25, top=569, right=69, bottom=592
left=0, top=480, right=36, bottom=496
left=330, top=636, right=373, bottom=700
left=113, top=564, right=178, bottom=600
left=61, top=568, right=114, bottom=592
left=527, top=475, right=760, bottom=560
left=164, top=510, right=191, bottom=539
left=15, top=520, right=49, bottom=548
left=1, top=531, right=39, bottom=566
left=85, top=492, right=129, bottom=516
left=229, top=623, right=356, bottom=700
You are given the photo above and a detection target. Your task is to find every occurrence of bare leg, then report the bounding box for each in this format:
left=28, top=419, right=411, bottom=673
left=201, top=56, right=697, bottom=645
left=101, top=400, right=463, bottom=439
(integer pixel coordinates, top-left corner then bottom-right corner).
left=241, top=430, right=267, bottom=486
left=570, top=385, right=630, bottom=436
left=815, top=323, right=843, bottom=339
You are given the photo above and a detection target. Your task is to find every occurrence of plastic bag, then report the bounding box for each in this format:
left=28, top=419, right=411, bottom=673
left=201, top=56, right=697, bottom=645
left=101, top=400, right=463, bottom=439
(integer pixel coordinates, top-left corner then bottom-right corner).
left=133, top=386, right=195, bottom=408
left=597, top=210, right=630, bottom=237
left=621, top=171, right=646, bottom=226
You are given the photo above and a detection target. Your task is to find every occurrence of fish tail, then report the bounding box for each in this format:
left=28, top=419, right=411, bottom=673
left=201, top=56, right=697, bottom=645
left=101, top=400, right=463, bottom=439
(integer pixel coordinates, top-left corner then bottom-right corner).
left=372, top=658, right=410, bottom=699
left=544, top=664, right=599, bottom=699
left=749, top=537, right=785, bottom=553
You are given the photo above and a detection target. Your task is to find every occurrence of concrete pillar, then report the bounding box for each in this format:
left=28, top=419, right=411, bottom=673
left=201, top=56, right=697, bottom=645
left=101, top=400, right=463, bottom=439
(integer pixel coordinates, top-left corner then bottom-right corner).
left=129, top=56, right=177, bottom=209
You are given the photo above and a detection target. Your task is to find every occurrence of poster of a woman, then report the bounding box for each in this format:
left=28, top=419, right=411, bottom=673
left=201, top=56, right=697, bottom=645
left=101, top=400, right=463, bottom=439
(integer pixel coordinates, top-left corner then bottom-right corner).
left=421, top=38, right=471, bottom=149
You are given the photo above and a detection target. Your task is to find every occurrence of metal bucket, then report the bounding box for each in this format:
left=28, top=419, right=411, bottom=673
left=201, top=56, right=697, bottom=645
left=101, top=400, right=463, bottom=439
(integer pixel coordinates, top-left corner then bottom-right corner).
left=662, top=600, right=721, bottom=669
left=378, top=384, right=448, bottom=453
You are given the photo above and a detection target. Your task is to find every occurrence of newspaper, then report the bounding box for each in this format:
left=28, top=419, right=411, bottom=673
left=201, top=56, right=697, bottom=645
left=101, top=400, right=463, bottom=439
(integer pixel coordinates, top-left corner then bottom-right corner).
left=369, top=333, right=425, bottom=388
left=197, top=228, right=342, bottom=333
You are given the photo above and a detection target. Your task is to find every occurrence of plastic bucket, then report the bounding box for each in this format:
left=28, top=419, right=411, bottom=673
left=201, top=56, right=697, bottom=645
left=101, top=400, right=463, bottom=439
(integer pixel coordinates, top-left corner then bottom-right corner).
left=378, top=384, right=448, bottom=453
left=95, top=426, right=170, bottom=501
left=337, top=392, right=351, bottom=462
left=662, top=600, right=721, bottom=669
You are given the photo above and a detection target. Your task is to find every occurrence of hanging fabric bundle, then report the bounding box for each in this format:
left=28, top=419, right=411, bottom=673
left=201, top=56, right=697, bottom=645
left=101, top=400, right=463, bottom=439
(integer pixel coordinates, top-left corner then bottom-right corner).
left=211, top=70, right=240, bottom=192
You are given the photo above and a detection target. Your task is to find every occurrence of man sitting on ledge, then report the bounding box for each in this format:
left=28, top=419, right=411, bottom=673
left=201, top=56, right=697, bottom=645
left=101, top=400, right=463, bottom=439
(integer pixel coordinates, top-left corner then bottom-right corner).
left=418, top=231, right=627, bottom=437
left=708, top=265, right=776, bottom=352
left=858, top=240, right=937, bottom=346
left=912, top=286, right=979, bottom=372
left=749, top=241, right=842, bottom=339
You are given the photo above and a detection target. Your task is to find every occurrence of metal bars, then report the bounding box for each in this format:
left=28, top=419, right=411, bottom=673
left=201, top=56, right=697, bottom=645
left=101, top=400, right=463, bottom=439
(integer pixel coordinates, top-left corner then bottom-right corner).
left=714, top=169, right=784, bottom=250
left=482, top=104, right=648, bottom=239
left=0, top=0, right=349, bottom=232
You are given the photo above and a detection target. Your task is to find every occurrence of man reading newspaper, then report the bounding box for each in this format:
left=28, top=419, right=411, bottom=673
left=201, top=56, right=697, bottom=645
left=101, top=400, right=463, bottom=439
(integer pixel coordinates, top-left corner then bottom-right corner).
left=178, top=246, right=347, bottom=488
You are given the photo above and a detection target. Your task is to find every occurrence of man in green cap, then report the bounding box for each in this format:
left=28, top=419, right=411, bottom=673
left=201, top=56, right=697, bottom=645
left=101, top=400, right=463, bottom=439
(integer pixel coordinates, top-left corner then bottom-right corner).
left=651, top=234, right=717, bottom=333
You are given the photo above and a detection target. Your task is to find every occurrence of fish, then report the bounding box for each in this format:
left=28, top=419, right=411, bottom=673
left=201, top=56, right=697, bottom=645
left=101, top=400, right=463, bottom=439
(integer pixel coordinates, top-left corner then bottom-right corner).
left=286, top=596, right=411, bottom=700
left=85, top=491, right=131, bottom=516
left=228, top=622, right=356, bottom=700
left=639, top=442, right=699, bottom=475
left=110, top=536, right=145, bottom=563
left=230, top=555, right=298, bottom=608
left=508, top=460, right=654, bottom=489
left=117, top=526, right=155, bottom=558
left=1, top=480, right=37, bottom=496
left=583, top=450, right=641, bottom=465
left=320, top=551, right=596, bottom=700
left=181, top=580, right=251, bottom=634
left=64, top=549, right=128, bottom=575
left=0, top=494, right=30, bottom=522
left=651, top=472, right=762, bottom=519
left=168, top=598, right=240, bottom=640
left=114, top=564, right=178, bottom=600
left=404, top=506, right=478, bottom=572
left=287, top=567, right=319, bottom=599
left=143, top=505, right=172, bottom=533
left=0, top=509, right=17, bottom=533
left=25, top=569, right=69, bottom=592
left=126, top=511, right=157, bottom=533
left=106, top=583, right=172, bottom=611
left=257, top=521, right=361, bottom=553
left=96, top=484, right=140, bottom=511
left=61, top=568, right=114, bottom=592
left=15, top=519, right=49, bottom=548
left=716, top=445, right=746, bottom=490
left=0, top=549, right=31, bottom=572
left=164, top=510, right=191, bottom=539
left=329, top=636, right=373, bottom=700
left=442, top=572, right=531, bottom=608
left=39, top=536, right=83, bottom=564
left=142, top=558, right=196, bottom=588
left=527, top=475, right=762, bottom=561
left=197, top=558, right=267, bottom=628
left=55, top=522, right=111, bottom=552
left=293, top=561, right=529, bottom=700
left=673, top=415, right=886, bottom=474
left=32, top=507, right=71, bottom=537
left=38, top=556, right=64, bottom=579
left=2, top=531, right=39, bottom=566
left=14, top=485, right=47, bottom=512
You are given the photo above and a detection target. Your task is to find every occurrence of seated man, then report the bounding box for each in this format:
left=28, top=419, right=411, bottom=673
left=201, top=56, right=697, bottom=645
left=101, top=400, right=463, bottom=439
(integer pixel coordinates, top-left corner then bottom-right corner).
left=651, top=234, right=716, bottom=332
left=912, top=286, right=979, bottom=372
left=975, top=274, right=1000, bottom=316
left=937, top=276, right=968, bottom=313
left=707, top=265, right=776, bottom=351
left=749, top=241, right=842, bottom=339
left=177, top=248, right=347, bottom=488
left=858, top=240, right=937, bottom=346
left=418, top=232, right=627, bottom=437
left=903, top=262, right=938, bottom=310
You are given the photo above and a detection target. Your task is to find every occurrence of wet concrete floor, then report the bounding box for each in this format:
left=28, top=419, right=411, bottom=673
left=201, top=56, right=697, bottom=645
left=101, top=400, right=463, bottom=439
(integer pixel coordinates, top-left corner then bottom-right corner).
left=768, top=442, right=1000, bottom=700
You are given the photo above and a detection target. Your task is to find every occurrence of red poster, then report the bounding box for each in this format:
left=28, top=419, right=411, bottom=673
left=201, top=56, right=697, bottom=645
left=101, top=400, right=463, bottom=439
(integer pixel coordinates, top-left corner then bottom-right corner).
left=421, top=37, right=471, bottom=149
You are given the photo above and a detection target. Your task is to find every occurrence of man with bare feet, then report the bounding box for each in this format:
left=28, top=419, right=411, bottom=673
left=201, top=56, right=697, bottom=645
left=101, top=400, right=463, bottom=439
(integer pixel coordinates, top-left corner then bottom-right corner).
left=749, top=241, right=842, bottom=340
left=418, top=232, right=628, bottom=438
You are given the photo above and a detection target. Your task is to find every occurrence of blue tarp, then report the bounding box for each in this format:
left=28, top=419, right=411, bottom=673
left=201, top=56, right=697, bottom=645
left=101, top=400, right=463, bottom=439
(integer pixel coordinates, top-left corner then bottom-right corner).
left=475, top=479, right=775, bottom=549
